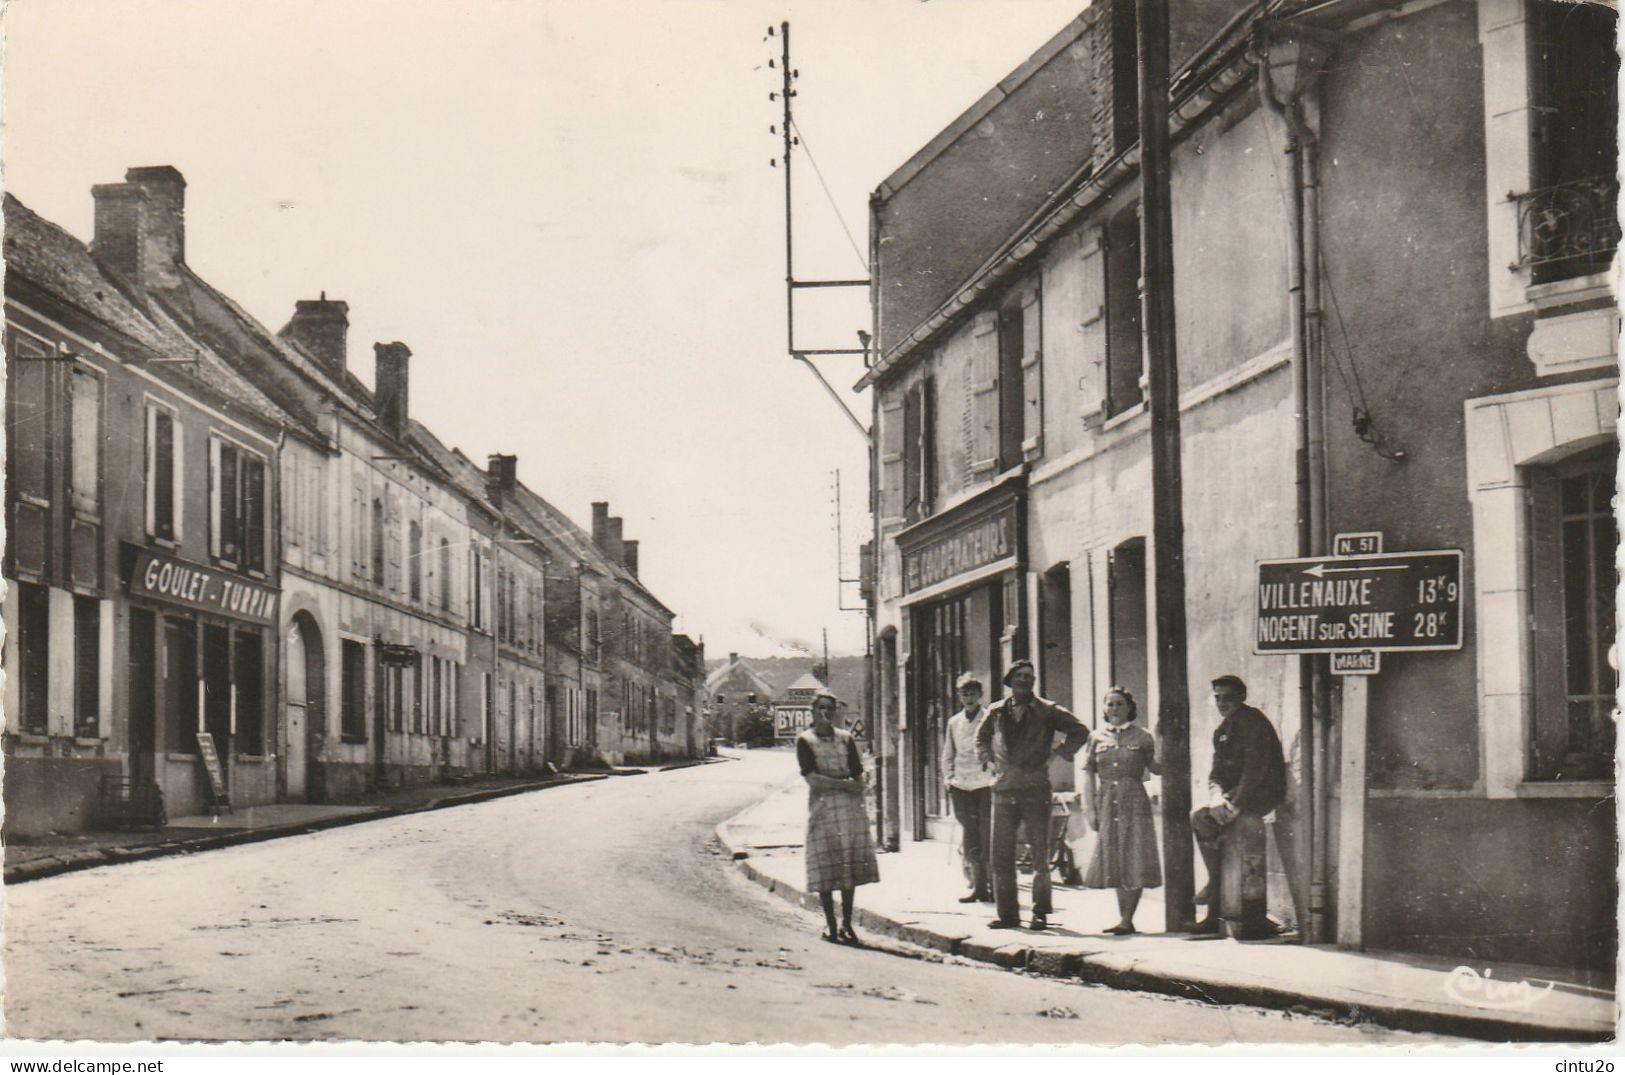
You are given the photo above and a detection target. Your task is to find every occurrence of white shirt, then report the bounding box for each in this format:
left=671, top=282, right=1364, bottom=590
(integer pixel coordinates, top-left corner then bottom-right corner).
left=942, top=707, right=994, bottom=791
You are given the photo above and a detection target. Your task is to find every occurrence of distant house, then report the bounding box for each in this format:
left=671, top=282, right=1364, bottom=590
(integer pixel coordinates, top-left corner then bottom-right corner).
left=704, top=653, right=779, bottom=743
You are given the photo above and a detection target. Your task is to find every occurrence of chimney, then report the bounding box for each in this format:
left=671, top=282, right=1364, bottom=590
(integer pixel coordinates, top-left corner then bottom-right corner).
left=91, top=182, right=148, bottom=282
left=605, top=517, right=625, bottom=565
left=93, top=166, right=187, bottom=290
left=487, top=454, right=517, bottom=503
left=374, top=341, right=411, bottom=436
left=592, top=502, right=610, bottom=550
left=729, top=652, right=739, bottom=665
left=623, top=540, right=639, bottom=578
left=281, top=295, right=350, bottom=378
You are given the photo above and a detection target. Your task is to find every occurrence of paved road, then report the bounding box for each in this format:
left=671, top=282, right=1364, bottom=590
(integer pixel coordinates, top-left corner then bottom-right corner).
left=4, top=750, right=1456, bottom=1045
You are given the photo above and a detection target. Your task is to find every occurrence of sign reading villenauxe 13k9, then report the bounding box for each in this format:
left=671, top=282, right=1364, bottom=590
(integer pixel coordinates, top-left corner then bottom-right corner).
left=1255, top=550, right=1464, bottom=655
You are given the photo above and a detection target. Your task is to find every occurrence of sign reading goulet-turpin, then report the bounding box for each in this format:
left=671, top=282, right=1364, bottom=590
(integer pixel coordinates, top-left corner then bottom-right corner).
left=1255, top=549, right=1464, bottom=654
left=130, top=549, right=278, bottom=626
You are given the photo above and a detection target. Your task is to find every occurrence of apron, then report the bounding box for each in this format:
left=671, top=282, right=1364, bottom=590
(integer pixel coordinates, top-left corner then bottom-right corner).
left=801, top=728, right=880, bottom=892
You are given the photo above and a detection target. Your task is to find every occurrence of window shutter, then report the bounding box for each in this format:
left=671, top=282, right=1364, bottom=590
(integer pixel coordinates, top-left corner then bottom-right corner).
left=1078, top=228, right=1107, bottom=423
left=920, top=374, right=936, bottom=514
left=902, top=385, right=922, bottom=522
left=880, top=395, right=905, bottom=524
left=170, top=421, right=184, bottom=541
left=970, top=311, right=1000, bottom=476
left=145, top=406, right=158, bottom=534
left=1020, top=286, right=1044, bottom=461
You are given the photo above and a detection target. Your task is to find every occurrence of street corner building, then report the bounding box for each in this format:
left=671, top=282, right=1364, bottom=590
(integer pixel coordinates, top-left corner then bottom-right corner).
left=3, top=168, right=711, bottom=838
left=860, top=0, right=1616, bottom=972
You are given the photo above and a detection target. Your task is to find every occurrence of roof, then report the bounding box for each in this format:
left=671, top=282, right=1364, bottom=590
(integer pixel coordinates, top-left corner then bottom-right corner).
left=3, top=194, right=305, bottom=433
left=786, top=672, right=827, bottom=693
left=705, top=657, right=779, bottom=700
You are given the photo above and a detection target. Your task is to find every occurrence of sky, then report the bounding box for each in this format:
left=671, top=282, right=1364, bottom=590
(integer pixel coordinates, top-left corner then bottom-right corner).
left=2, top=0, right=1085, bottom=658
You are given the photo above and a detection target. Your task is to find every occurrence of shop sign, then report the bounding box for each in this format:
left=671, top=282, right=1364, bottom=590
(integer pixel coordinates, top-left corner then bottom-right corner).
left=378, top=643, right=421, bottom=667
left=1255, top=549, right=1464, bottom=655
left=129, top=549, right=278, bottom=626
left=902, top=502, right=1018, bottom=594
left=774, top=705, right=813, bottom=739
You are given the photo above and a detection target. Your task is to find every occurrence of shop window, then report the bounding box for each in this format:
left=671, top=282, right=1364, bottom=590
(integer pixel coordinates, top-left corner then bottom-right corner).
left=146, top=404, right=180, bottom=542
left=409, top=521, right=423, bottom=602
left=203, top=624, right=232, bottom=750
left=414, top=660, right=425, bottom=734
left=1528, top=444, right=1618, bottom=781
left=235, top=631, right=264, bottom=754
left=1105, top=204, right=1145, bottom=417
left=73, top=595, right=100, bottom=739
left=341, top=639, right=367, bottom=742
left=902, top=376, right=936, bottom=523
left=165, top=617, right=198, bottom=753
left=69, top=366, right=101, bottom=518
left=210, top=440, right=266, bottom=572
left=17, top=582, right=50, bottom=735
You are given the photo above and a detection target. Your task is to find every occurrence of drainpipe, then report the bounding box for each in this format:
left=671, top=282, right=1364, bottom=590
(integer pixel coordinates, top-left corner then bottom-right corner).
left=1258, top=26, right=1333, bottom=946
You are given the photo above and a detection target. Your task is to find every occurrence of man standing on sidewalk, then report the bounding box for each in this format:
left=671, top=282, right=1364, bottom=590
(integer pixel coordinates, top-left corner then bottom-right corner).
left=976, top=660, right=1089, bottom=931
left=941, top=673, right=994, bottom=904
left=1189, top=674, right=1287, bottom=935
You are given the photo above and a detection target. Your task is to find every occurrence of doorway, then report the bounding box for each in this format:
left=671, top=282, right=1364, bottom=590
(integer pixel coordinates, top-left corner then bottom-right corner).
left=285, top=613, right=327, bottom=802
left=129, top=608, right=157, bottom=785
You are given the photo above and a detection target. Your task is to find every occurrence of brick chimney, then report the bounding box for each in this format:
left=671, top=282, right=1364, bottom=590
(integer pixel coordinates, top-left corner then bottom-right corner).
left=91, top=165, right=187, bottom=290
left=592, top=502, right=610, bottom=549
left=604, top=517, right=625, bottom=564
left=374, top=341, right=411, bottom=436
left=281, top=295, right=350, bottom=378
left=487, top=453, right=517, bottom=503
left=729, top=652, right=739, bottom=665
left=622, top=540, right=639, bottom=578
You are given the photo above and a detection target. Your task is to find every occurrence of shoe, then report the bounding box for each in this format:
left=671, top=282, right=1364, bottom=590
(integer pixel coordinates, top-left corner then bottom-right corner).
left=979, top=896, right=996, bottom=904
left=1186, top=917, right=1220, bottom=936
left=1103, top=924, right=1137, bottom=935
left=1194, top=885, right=1212, bottom=905
left=838, top=926, right=863, bottom=947
left=958, top=893, right=981, bottom=904
left=821, top=929, right=841, bottom=944
left=988, top=920, right=1022, bottom=930
left=1029, top=915, right=1048, bottom=931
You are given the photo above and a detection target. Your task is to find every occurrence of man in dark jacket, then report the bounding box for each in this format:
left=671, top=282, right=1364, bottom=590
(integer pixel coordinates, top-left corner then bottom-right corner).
left=976, top=659, right=1089, bottom=931
left=1190, top=674, right=1286, bottom=933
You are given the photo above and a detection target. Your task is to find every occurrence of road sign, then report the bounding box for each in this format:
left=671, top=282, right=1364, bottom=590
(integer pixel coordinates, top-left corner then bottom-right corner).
left=1330, top=650, right=1382, bottom=675
left=1333, top=532, right=1383, bottom=556
left=1255, top=549, right=1464, bottom=655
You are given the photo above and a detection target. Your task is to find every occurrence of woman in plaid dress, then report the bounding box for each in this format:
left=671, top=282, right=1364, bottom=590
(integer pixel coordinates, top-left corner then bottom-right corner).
left=797, top=689, right=879, bottom=944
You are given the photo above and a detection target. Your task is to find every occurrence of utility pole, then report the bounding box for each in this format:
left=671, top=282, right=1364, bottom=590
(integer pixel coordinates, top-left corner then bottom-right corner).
left=1138, top=0, right=1196, bottom=933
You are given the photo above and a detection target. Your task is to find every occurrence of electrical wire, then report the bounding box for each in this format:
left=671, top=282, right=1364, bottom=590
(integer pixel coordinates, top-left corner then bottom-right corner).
left=789, top=117, right=869, bottom=274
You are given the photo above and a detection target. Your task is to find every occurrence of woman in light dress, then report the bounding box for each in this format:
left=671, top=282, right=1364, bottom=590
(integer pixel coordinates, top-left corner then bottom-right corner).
left=1082, top=687, right=1162, bottom=935
left=796, top=689, right=879, bottom=944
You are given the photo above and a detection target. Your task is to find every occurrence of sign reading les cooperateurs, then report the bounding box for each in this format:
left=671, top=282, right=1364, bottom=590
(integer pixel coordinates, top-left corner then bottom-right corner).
left=1255, top=549, right=1464, bottom=655
left=129, top=549, right=279, bottom=626
left=902, top=502, right=1017, bottom=594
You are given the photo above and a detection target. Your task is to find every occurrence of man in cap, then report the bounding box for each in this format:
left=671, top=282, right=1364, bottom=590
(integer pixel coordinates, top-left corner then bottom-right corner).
left=976, top=659, right=1090, bottom=930
left=941, top=672, right=994, bottom=903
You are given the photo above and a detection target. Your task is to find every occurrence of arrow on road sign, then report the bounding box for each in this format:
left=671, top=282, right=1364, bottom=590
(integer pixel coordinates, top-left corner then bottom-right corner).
left=1304, top=562, right=1408, bottom=578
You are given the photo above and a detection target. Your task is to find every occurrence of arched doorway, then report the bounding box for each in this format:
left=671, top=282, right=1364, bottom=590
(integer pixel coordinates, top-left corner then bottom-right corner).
left=285, top=612, right=328, bottom=802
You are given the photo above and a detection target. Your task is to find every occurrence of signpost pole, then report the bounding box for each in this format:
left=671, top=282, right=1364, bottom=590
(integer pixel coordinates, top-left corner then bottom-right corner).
left=1137, top=0, right=1196, bottom=933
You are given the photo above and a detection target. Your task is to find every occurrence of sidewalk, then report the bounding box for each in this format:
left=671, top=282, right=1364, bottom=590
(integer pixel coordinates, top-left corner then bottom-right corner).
left=718, top=778, right=1618, bottom=1043
left=4, top=757, right=715, bottom=885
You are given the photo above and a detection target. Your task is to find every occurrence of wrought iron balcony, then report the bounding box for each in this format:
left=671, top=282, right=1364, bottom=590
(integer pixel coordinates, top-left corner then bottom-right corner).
left=1514, top=175, right=1621, bottom=281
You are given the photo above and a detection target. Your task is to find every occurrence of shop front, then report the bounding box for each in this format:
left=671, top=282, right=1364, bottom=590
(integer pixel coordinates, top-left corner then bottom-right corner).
left=895, top=479, right=1027, bottom=841
left=123, top=543, right=279, bottom=818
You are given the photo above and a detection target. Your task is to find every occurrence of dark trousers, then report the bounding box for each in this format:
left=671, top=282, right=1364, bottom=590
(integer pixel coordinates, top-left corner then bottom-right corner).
left=949, top=785, right=992, bottom=898
left=1190, top=804, right=1232, bottom=884
left=991, top=787, right=1053, bottom=924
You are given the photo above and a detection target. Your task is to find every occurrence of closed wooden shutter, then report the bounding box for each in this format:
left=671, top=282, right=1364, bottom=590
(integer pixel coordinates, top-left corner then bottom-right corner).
left=1078, top=228, right=1107, bottom=423
left=920, top=374, right=936, bottom=515
left=1020, top=286, right=1044, bottom=461
left=879, top=395, right=905, bottom=525
left=969, top=311, right=1000, bottom=476
left=903, top=385, right=922, bottom=522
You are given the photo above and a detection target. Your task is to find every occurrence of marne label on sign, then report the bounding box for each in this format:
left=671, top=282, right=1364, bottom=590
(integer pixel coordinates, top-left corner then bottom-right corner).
left=1254, top=550, right=1464, bottom=655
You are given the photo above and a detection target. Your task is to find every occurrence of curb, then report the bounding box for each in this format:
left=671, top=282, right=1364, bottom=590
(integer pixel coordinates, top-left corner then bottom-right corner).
left=4, top=772, right=611, bottom=886
left=714, top=806, right=1612, bottom=1045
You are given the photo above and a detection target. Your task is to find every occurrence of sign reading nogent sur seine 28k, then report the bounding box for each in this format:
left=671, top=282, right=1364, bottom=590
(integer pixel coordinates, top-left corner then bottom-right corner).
left=1254, top=549, right=1464, bottom=655
left=902, top=502, right=1018, bottom=594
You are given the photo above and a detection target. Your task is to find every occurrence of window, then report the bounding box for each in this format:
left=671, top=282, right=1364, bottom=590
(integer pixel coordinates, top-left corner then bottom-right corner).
left=210, top=439, right=266, bottom=571
left=18, top=582, right=50, bottom=735
left=235, top=630, right=263, bottom=754
left=439, top=537, right=453, bottom=611
left=165, top=617, right=198, bottom=753
left=902, top=376, right=935, bottom=523
left=1528, top=445, right=1618, bottom=781
left=12, top=345, right=53, bottom=507
left=371, top=497, right=386, bottom=584
left=998, top=286, right=1042, bottom=466
left=1105, top=203, right=1144, bottom=417
left=69, top=366, right=101, bottom=517
left=1523, top=1, right=1619, bottom=284
left=409, top=521, right=422, bottom=602
left=586, top=609, right=601, bottom=662
left=74, top=595, right=100, bottom=739
left=146, top=404, right=180, bottom=541
left=586, top=687, right=599, bottom=745
left=341, top=639, right=367, bottom=741
left=472, top=546, right=487, bottom=630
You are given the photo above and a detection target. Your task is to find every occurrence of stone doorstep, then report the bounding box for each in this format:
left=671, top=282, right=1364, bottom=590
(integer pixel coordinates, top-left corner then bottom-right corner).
left=716, top=816, right=1617, bottom=1043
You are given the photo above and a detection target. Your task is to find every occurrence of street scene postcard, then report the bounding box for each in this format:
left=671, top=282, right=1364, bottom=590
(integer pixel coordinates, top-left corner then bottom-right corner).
left=0, top=0, right=1618, bottom=1059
